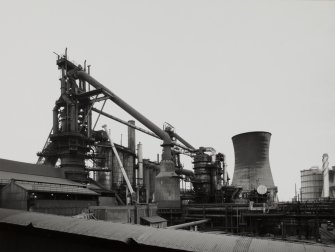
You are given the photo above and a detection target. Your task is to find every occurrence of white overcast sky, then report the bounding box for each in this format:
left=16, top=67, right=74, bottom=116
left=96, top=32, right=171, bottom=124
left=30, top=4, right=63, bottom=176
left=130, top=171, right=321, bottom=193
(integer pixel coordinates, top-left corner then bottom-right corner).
left=0, top=1, right=334, bottom=201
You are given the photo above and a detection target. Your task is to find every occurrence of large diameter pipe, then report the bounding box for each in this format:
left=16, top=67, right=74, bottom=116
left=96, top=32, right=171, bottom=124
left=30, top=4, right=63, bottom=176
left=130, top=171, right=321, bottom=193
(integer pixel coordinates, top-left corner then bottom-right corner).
left=102, top=125, right=134, bottom=195
left=92, top=108, right=193, bottom=153
left=128, top=120, right=136, bottom=153
left=52, top=106, right=59, bottom=134
left=167, top=219, right=209, bottom=229
left=171, top=132, right=196, bottom=150
left=92, top=108, right=160, bottom=139
left=175, top=169, right=194, bottom=178
left=76, top=71, right=173, bottom=160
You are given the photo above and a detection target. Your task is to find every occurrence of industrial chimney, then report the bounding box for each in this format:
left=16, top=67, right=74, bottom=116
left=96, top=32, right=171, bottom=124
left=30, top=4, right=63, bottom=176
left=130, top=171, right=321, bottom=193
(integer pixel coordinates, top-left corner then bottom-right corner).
left=232, top=132, right=276, bottom=195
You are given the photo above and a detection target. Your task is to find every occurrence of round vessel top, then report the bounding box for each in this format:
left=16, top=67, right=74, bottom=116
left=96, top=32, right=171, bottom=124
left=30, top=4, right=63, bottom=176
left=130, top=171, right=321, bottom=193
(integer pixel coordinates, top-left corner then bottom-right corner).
left=232, top=131, right=271, bottom=140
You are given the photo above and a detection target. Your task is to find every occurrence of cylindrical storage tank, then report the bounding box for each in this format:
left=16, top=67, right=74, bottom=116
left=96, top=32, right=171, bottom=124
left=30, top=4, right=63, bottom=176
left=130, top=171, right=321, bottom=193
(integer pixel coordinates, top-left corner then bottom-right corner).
left=123, top=153, right=135, bottom=187
left=301, top=167, right=322, bottom=201
left=232, top=131, right=275, bottom=191
left=94, top=149, right=113, bottom=190
left=111, top=150, right=124, bottom=188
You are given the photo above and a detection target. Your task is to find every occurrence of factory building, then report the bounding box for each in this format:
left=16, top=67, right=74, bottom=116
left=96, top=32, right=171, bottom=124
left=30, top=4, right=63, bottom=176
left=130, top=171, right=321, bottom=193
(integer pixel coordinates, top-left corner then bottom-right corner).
left=0, top=158, right=100, bottom=215
left=2, top=53, right=335, bottom=246
left=1, top=180, right=98, bottom=216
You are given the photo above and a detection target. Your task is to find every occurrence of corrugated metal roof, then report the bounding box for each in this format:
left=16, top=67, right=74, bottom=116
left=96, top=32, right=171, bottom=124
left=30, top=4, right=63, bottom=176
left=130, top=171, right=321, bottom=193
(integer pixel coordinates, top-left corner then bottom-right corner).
left=0, top=208, right=334, bottom=252
left=141, top=216, right=167, bottom=223
left=0, top=158, right=63, bottom=178
left=0, top=170, right=83, bottom=186
left=14, top=181, right=98, bottom=195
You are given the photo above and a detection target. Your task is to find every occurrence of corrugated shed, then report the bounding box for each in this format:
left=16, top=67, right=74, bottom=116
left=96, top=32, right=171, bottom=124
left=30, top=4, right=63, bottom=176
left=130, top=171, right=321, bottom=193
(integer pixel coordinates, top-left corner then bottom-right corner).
left=233, top=237, right=252, bottom=252
left=0, top=208, right=148, bottom=243
left=0, top=158, right=63, bottom=178
left=0, top=171, right=84, bottom=186
left=137, top=228, right=238, bottom=252
left=0, top=208, right=334, bottom=252
left=15, top=181, right=99, bottom=195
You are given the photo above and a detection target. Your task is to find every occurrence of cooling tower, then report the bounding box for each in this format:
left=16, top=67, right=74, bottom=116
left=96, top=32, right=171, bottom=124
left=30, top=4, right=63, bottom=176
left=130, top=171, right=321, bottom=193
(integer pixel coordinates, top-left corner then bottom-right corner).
left=232, top=131, right=275, bottom=191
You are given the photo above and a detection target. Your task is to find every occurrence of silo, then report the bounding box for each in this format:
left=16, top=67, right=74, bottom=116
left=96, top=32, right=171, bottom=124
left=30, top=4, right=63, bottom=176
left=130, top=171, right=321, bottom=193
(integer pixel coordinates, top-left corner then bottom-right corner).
left=94, top=149, right=113, bottom=190
left=232, top=131, right=276, bottom=191
left=301, top=167, right=323, bottom=201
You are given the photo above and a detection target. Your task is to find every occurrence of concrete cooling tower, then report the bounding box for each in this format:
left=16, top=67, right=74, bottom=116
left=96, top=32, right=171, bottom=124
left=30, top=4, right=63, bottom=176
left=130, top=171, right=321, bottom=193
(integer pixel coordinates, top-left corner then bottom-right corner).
left=232, top=131, right=276, bottom=194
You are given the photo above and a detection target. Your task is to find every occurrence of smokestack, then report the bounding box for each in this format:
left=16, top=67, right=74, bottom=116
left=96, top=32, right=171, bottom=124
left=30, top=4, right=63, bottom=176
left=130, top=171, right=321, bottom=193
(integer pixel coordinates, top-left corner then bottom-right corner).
left=128, top=120, right=136, bottom=152
left=232, top=131, right=275, bottom=191
left=322, top=153, right=329, bottom=198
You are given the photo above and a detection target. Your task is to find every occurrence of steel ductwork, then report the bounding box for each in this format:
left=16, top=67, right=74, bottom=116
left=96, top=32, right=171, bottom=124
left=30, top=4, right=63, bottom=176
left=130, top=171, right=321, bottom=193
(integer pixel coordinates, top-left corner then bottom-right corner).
left=74, top=69, right=179, bottom=208
left=75, top=70, right=173, bottom=161
left=232, top=131, right=275, bottom=191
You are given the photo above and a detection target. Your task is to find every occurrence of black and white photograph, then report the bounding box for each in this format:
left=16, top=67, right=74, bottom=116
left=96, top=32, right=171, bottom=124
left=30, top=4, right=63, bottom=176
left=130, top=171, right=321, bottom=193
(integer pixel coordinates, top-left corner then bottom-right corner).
left=0, top=1, right=334, bottom=251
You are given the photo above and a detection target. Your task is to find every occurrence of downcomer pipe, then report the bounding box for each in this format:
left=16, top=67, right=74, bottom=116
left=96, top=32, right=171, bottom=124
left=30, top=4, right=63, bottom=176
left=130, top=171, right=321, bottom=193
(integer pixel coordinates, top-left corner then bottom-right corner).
left=171, top=131, right=196, bottom=151
left=75, top=71, right=173, bottom=160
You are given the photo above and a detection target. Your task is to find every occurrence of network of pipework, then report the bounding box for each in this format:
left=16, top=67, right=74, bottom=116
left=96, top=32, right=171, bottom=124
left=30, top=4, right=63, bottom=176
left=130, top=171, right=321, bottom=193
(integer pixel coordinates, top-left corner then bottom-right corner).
left=37, top=49, right=236, bottom=209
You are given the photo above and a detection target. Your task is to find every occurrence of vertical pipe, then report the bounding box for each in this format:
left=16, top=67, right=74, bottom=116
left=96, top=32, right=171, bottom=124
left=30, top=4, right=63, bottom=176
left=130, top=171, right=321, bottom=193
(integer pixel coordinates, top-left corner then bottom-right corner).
left=135, top=169, right=138, bottom=187
left=128, top=120, right=136, bottom=152
left=108, top=149, right=113, bottom=190
left=53, top=106, right=59, bottom=134
left=70, top=105, right=76, bottom=132
left=87, top=108, right=92, bottom=137
left=211, top=168, right=216, bottom=194
left=322, top=153, right=329, bottom=197
left=83, top=60, right=87, bottom=91
left=138, top=142, right=143, bottom=186
left=145, top=162, right=150, bottom=204
left=87, top=65, right=91, bottom=91
left=126, top=187, right=130, bottom=205
left=136, top=187, right=140, bottom=204
left=223, top=162, right=228, bottom=185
